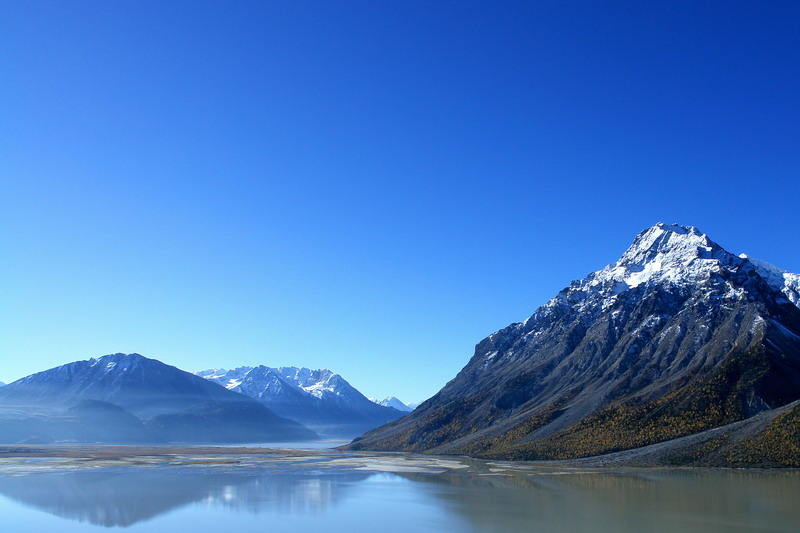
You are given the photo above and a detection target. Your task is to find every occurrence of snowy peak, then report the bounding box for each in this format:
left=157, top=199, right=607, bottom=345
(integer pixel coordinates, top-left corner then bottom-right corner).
left=621, top=223, right=720, bottom=264
left=196, top=366, right=255, bottom=390
left=546, top=223, right=749, bottom=313
left=196, top=366, right=253, bottom=381
left=523, top=221, right=800, bottom=338
left=370, top=396, right=413, bottom=412
left=194, top=365, right=405, bottom=436
left=195, top=366, right=363, bottom=402
left=88, top=352, right=147, bottom=375
left=609, top=224, right=799, bottom=306
left=272, top=367, right=351, bottom=400
left=14, top=352, right=152, bottom=388
left=610, top=223, right=733, bottom=288
left=195, top=366, right=312, bottom=402
left=232, top=366, right=304, bottom=401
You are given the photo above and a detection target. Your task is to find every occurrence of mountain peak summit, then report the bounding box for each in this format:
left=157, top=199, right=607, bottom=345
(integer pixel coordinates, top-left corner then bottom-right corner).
left=651, top=221, right=696, bottom=234
left=89, top=353, right=146, bottom=364
left=622, top=223, right=717, bottom=262
left=594, top=222, right=733, bottom=293
left=541, top=223, right=752, bottom=317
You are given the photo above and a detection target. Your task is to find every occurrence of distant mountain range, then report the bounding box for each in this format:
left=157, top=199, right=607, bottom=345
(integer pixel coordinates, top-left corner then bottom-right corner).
left=0, top=354, right=410, bottom=444
left=346, top=223, right=800, bottom=467
left=370, top=396, right=414, bottom=412
left=195, top=366, right=405, bottom=437
left=0, top=353, right=317, bottom=444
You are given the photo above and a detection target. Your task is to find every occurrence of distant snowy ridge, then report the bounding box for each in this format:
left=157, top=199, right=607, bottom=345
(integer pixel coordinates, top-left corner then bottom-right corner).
left=197, top=366, right=364, bottom=401
left=195, top=365, right=405, bottom=437
left=369, top=396, right=413, bottom=412
left=740, top=254, right=800, bottom=306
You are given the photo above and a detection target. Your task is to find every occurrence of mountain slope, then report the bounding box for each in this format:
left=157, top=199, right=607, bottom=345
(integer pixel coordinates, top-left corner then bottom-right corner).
left=0, top=353, right=317, bottom=444
left=346, top=223, right=800, bottom=462
left=197, top=365, right=404, bottom=437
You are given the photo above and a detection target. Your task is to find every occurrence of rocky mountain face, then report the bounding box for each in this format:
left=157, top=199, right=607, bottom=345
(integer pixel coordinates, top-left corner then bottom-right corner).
left=196, top=366, right=404, bottom=437
left=0, top=353, right=317, bottom=444
left=346, top=223, right=800, bottom=463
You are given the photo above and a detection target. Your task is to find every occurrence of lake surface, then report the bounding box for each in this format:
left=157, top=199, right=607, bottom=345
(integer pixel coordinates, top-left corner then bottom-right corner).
left=0, top=448, right=798, bottom=532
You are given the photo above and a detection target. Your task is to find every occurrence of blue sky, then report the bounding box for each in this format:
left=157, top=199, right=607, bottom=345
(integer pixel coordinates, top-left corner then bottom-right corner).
left=2, top=1, right=799, bottom=402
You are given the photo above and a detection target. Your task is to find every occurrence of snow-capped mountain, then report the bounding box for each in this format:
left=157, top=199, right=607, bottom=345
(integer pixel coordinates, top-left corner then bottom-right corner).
left=348, top=223, right=800, bottom=463
left=274, top=367, right=353, bottom=400
left=196, top=365, right=405, bottom=437
left=370, top=396, right=413, bottom=412
left=0, top=353, right=317, bottom=444
left=195, top=366, right=252, bottom=389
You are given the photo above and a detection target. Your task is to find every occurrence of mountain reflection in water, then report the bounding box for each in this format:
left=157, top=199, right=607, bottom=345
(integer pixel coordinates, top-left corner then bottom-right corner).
left=407, top=468, right=800, bottom=533
left=0, top=469, right=371, bottom=527
left=0, top=461, right=799, bottom=532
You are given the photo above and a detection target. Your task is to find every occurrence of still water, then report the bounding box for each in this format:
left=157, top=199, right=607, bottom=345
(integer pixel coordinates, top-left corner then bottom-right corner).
left=0, top=451, right=797, bottom=532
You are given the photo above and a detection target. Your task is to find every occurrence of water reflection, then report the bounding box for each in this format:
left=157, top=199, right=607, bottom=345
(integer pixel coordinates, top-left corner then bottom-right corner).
left=0, top=469, right=371, bottom=527
left=1, top=462, right=799, bottom=532
left=407, top=468, right=800, bottom=533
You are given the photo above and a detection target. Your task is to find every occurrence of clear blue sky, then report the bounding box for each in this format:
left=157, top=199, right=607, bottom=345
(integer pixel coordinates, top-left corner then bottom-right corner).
left=2, top=1, right=799, bottom=402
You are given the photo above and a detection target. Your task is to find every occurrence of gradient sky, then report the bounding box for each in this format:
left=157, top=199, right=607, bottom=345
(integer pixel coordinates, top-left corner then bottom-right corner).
left=3, top=1, right=799, bottom=403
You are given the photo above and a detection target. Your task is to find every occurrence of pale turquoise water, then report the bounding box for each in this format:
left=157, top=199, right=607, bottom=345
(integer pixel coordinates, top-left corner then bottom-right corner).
left=0, top=455, right=798, bottom=532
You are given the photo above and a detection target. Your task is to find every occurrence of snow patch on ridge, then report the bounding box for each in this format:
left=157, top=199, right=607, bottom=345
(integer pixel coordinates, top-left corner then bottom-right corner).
left=740, top=254, right=800, bottom=306
left=195, top=365, right=381, bottom=405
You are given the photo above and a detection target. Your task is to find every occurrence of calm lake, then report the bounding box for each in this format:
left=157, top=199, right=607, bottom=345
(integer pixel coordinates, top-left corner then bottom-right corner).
left=0, top=447, right=797, bottom=533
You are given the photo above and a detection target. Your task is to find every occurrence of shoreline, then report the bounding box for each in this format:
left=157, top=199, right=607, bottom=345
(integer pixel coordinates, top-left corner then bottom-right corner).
left=0, top=444, right=797, bottom=473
